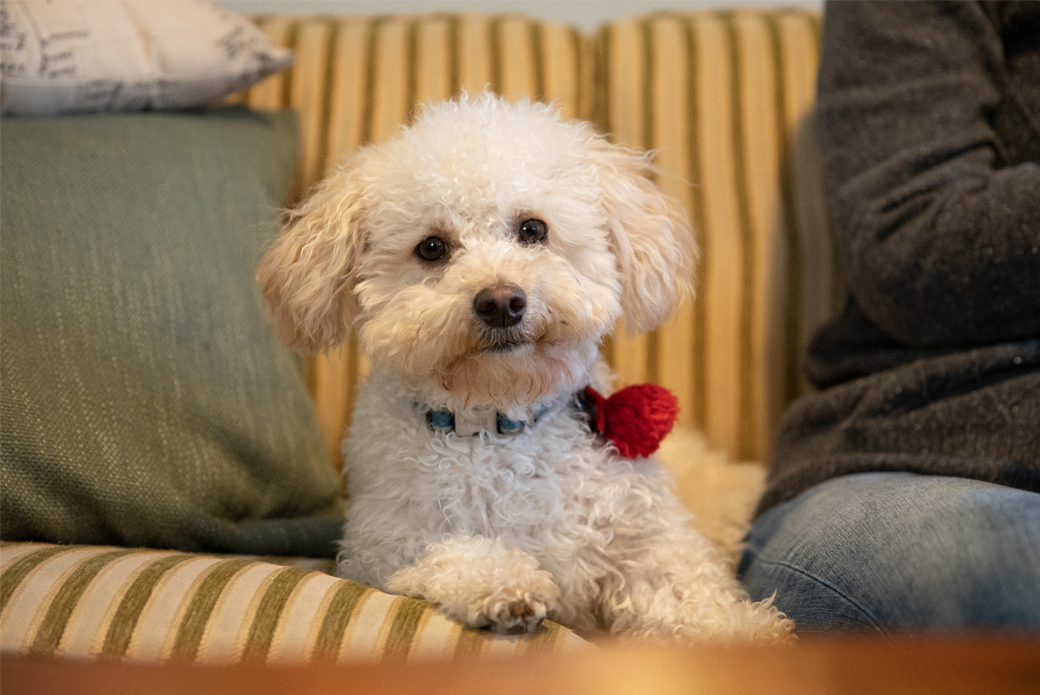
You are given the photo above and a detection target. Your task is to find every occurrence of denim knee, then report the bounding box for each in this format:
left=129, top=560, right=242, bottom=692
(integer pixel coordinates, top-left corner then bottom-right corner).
left=739, top=472, right=1040, bottom=634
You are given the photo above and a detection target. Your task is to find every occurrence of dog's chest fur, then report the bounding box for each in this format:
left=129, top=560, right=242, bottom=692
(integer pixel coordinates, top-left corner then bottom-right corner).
left=338, top=367, right=674, bottom=592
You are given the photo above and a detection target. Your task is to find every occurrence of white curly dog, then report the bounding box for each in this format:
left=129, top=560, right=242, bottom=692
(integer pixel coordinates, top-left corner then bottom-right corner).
left=258, top=93, right=793, bottom=643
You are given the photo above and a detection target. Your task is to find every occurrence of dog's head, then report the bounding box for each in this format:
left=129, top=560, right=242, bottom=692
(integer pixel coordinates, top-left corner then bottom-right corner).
left=258, top=93, right=694, bottom=410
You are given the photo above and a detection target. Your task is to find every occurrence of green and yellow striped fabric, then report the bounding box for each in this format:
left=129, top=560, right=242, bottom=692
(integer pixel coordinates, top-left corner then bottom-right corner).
left=0, top=543, right=586, bottom=662
left=598, top=10, right=840, bottom=461
left=235, top=9, right=837, bottom=466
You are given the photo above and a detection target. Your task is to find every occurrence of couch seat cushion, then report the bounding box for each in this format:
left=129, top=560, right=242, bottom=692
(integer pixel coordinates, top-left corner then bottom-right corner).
left=0, top=542, right=588, bottom=662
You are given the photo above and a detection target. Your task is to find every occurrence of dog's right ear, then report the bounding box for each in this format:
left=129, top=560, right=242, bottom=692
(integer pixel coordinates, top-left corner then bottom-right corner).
left=257, top=160, right=368, bottom=353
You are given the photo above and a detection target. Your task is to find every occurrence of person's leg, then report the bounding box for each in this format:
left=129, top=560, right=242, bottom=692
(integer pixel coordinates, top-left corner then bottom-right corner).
left=738, top=472, right=1040, bottom=635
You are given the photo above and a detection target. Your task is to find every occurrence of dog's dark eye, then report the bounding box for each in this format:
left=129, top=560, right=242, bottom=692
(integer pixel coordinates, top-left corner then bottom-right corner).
left=518, top=218, right=548, bottom=245
left=416, top=236, right=448, bottom=262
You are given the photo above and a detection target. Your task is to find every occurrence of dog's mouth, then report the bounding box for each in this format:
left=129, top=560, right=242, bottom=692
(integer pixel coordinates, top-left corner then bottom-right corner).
left=482, top=337, right=530, bottom=353
left=474, top=328, right=536, bottom=355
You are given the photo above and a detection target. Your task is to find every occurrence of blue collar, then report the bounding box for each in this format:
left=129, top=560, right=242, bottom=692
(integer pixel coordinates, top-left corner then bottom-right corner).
left=423, top=401, right=553, bottom=437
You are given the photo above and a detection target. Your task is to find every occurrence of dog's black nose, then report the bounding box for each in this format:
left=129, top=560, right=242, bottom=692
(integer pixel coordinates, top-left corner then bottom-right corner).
left=474, top=285, right=527, bottom=328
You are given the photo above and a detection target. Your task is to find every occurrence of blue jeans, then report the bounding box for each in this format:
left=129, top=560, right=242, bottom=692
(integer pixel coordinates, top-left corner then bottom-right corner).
left=738, top=473, right=1040, bottom=635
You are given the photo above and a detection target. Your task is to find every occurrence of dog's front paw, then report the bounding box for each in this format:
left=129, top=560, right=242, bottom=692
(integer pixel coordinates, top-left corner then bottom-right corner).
left=387, top=536, right=560, bottom=634
left=472, top=575, right=558, bottom=634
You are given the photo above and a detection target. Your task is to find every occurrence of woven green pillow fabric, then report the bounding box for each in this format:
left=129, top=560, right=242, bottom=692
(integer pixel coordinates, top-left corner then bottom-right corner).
left=0, top=108, right=343, bottom=556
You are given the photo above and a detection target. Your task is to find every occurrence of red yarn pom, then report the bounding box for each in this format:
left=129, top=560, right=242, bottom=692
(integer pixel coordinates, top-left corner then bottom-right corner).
left=583, top=384, right=679, bottom=458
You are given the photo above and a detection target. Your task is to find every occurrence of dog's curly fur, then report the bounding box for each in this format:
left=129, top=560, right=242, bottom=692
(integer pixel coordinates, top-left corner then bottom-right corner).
left=258, top=93, right=793, bottom=643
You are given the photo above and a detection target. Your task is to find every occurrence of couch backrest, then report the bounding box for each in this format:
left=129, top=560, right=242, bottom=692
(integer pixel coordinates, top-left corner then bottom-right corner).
left=238, top=9, right=843, bottom=466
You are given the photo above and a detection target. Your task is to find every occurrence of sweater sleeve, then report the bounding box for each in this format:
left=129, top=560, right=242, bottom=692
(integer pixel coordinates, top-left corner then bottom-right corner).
left=817, top=1, right=1040, bottom=348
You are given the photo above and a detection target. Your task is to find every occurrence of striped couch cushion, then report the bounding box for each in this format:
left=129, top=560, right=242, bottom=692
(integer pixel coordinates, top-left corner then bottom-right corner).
left=598, top=10, right=840, bottom=462
left=0, top=543, right=587, bottom=662
left=235, top=10, right=837, bottom=467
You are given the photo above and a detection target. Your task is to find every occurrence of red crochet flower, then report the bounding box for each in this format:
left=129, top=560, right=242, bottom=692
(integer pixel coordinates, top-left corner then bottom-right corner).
left=583, top=384, right=679, bottom=458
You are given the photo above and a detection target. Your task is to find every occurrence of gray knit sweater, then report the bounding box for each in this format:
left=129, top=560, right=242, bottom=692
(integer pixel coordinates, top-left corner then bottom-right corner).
left=756, top=1, right=1040, bottom=516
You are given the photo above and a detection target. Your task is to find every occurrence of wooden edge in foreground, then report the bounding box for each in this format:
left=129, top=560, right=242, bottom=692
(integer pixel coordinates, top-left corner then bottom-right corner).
left=3, top=636, right=1039, bottom=695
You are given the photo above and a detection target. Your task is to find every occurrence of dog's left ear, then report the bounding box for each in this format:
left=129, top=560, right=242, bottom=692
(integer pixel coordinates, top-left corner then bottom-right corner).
left=588, top=137, right=696, bottom=335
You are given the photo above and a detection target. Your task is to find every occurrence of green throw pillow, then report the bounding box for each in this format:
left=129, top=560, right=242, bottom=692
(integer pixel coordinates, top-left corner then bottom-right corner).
left=0, top=108, right=343, bottom=556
